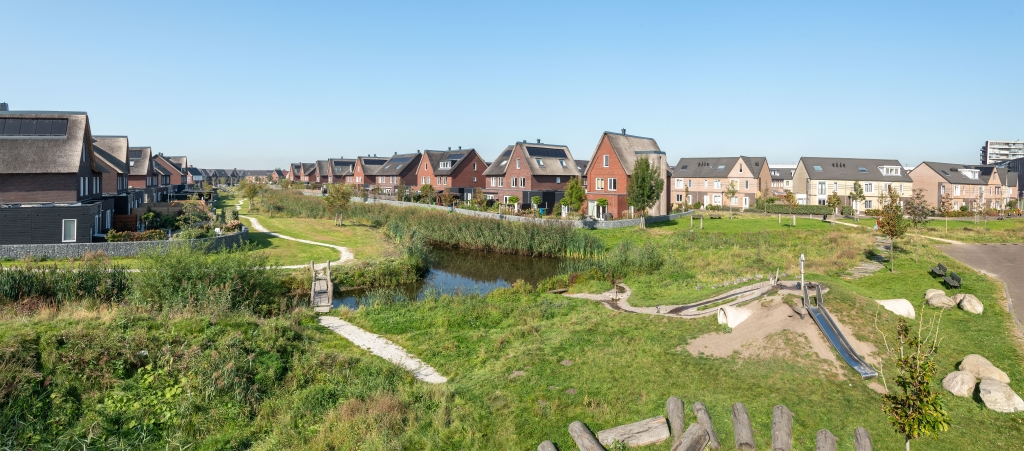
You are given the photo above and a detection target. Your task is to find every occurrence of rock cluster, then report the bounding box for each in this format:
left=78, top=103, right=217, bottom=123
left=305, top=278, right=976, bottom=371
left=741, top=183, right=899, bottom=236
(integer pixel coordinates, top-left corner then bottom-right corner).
left=925, top=289, right=956, bottom=309
left=943, top=354, right=1022, bottom=413
left=952, top=293, right=984, bottom=314
left=925, top=289, right=983, bottom=314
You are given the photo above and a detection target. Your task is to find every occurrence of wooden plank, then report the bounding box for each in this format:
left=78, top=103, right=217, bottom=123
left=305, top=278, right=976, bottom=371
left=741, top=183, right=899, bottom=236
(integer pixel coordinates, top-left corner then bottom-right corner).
left=854, top=427, right=872, bottom=451
left=596, top=416, right=669, bottom=448
left=666, top=396, right=685, bottom=442
left=692, top=402, right=720, bottom=450
left=771, top=404, right=793, bottom=451
left=732, top=402, right=755, bottom=451
left=671, top=423, right=710, bottom=451
left=568, top=421, right=606, bottom=451
left=815, top=429, right=837, bottom=451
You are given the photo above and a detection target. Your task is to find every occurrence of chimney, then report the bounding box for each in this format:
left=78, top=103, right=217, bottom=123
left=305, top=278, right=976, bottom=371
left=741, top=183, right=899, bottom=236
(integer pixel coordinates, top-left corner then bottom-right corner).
left=0, top=102, right=8, bottom=111
left=458, top=146, right=461, bottom=150
left=448, top=147, right=451, bottom=151
left=537, top=139, right=541, bottom=143
left=621, top=128, right=626, bottom=135
left=394, top=151, right=397, bottom=155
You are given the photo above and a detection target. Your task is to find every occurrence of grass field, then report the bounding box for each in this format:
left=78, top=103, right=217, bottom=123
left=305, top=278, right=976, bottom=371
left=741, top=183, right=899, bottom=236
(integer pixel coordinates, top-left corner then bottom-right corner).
left=836, top=216, right=1024, bottom=244
left=247, top=216, right=398, bottom=261
left=246, top=231, right=340, bottom=265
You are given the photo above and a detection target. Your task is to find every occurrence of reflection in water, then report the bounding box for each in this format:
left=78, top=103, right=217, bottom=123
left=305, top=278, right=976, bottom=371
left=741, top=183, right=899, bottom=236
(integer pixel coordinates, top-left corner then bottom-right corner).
left=333, top=247, right=562, bottom=309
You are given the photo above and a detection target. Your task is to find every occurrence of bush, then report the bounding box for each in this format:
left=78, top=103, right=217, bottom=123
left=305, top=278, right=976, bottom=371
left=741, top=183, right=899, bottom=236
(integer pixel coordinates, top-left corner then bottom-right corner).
left=253, top=189, right=330, bottom=218
left=0, top=258, right=132, bottom=307
left=755, top=204, right=854, bottom=215
left=106, top=229, right=167, bottom=242
left=223, top=220, right=242, bottom=233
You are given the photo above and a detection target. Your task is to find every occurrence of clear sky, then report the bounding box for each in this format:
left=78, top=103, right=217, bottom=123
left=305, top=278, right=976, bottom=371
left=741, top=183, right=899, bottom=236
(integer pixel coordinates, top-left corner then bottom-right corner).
left=3, top=1, right=1021, bottom=169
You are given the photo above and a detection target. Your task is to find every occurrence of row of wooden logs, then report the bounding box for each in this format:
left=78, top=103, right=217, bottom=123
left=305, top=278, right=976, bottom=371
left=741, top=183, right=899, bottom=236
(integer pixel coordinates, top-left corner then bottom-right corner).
left=538, top=398, right=873, bottom=451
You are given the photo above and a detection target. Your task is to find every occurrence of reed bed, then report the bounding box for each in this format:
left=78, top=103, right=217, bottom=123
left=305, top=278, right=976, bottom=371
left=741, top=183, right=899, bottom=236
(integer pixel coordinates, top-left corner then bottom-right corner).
left=0, top=258, right=132, bottom=307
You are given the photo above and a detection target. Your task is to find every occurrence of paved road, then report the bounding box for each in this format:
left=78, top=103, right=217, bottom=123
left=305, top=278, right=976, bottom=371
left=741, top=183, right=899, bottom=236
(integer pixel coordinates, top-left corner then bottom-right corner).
left=940, top=244, right=1024, bottom=328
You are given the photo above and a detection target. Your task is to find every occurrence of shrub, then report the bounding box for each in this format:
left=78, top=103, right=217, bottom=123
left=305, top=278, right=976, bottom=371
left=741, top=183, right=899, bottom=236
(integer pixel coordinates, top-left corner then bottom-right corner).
left=756, top=204, right=854, bottom=215
left=105, top=229, right=167, bottom=242
left=223, top=220, right=242, bottom=233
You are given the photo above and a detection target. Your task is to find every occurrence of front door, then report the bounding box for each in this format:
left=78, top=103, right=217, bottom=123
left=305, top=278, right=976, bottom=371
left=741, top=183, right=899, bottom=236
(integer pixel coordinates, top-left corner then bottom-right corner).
left=588, top=200, right=597, bottom=217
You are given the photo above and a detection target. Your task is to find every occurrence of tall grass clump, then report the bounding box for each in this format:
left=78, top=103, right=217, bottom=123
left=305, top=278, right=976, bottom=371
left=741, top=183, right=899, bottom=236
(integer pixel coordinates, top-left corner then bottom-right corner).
left=332, top=229, right=431, bottom=288
left=253, top=189, right=330, bottom=218
left=0, top=257, right=131, bottom=308
left=132, top=243, right=285, bottom=315
left=345, top=202, right=602, bottom=257
left=562, top=241, right=665, bottom=281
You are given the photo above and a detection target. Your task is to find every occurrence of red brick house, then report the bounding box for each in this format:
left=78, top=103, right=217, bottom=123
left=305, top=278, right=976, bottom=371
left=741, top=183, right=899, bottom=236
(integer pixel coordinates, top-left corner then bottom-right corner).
left=417, top=147, right=487, bottom=200
left=153, top=153, right=186, bottom=186
left=373, top=152, right=422, bottom=195
left=128, top=147, right=167, bottom=203
left=481, top=141, right=583, bottom=210
left=353, top=156, right=388, bottom=188
left=326, top=159, right=356, bottom=184
left=583, top=130, right=671, bottom=218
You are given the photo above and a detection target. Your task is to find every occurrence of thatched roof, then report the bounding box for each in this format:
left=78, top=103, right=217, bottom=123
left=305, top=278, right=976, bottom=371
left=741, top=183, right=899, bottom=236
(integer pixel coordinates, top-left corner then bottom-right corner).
left=92, top=135, right=129, bottom=175
left=0, top=111, right=93, bottom=174
left=128, top=147, right=153, bottom=176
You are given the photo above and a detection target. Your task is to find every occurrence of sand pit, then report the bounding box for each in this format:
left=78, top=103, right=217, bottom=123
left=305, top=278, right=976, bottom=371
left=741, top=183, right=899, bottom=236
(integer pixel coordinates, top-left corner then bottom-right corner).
left=687, top=296, right=878, bottom=378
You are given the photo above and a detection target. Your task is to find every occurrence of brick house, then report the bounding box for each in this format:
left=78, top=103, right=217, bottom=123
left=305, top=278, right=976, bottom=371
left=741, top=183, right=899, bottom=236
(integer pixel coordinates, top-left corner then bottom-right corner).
left=670, top=157, right=770, bottom=210
left=326, top=159, right=356, bottom=184
left=792, top=157, right=913, bottom=211
left=0, top=110, right=116, bottom=243
left=583, top=130, right=671, bottom=218
left=911, top=162, right=1017, bottom=211
left=270, top=168, right=285, bottom=182
left=127, top=146, right=161, bottom=203
left=92, top=135, right=142, bottom=216
left=769, top=164, right=797, bottom=195
left=373, top=152, right=422, bottom=195
left=482, top=141, right=583, bottom=210
left=353, top=156, right=388, bottom=188
left=289, top=163, right=316, bottom=183
left=152, top=153, right=186, bottom=187
left=186, top=166, right=205, bottom=186
left=417, top=147, right=487, bottom=200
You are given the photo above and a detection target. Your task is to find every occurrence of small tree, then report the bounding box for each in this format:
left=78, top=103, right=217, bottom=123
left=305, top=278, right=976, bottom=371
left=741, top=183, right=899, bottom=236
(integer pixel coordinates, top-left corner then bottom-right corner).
left=877, top=185, right=908, bottom=273
left=596, top=198, right=608, bottom=218
left=723, top=181, right=739, bottom=218
left=419, top=184, right=436, bottom=204
left=683, top=186, right=691, bottom=211
left=531, top=195, right=542, bottom=209
left=826, top=191, right=843, bottom=225
left=324, top=183, right=353, bottom=215
left=850, top=181, right=866, bottom=221
left=471, top=189, right=487, bottom=209
left=395, top=183, right=410, bottom=202
left=560, top=177, right=587, bottom=217
left=783, top=190, right=797, bottom=217
left=904, top=188, right=931, bottom=263
left=879, top=317, right=950, bottom=451
left=626, top=157, right=664, bottom=229
left=439, top=191, right=457, bottom=208
left=938, top=192, right=953, bottom=233
left=507, top=196, right=520, bottom=213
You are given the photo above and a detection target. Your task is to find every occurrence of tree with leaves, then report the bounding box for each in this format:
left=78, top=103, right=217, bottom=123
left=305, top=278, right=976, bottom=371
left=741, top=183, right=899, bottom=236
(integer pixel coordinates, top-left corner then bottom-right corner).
left=904, top=188, right=931, bottom=263
left=560, top=176, right=587, bottom=217
left=880, top=318, right=949, bottom=451
left=471, top=189, right=487, bottom=209
left=439, top=191, right=457, bottom=208
left=826, top=191, right=843, bottom=225
left=878, top=185, right=908, bottom=273
left=850, top=181, right=866, bottom=221
left=507, top=196, right=520, bottom=213
left=419, top=184, right=436, bottom=204
left=395, top=183, right=410, bottom=202
left=938, top=192, right=953, bottom=233
left=324, top=183, right=353, bottom=215
left=626, top=156, right=664, bottom=229
left=596, top=198, right=608, bottom=219
left=783, top=189, right=797, bottom=218
left=724, top=181, right=739, bottom=218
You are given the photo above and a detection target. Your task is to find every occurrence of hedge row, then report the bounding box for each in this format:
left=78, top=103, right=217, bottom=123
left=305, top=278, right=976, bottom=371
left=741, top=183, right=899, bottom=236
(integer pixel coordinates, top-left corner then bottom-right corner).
left=747, top=204, right=853, bottom=215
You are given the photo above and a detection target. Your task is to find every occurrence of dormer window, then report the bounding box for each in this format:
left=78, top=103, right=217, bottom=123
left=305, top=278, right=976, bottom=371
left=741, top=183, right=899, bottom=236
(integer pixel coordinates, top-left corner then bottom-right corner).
left=958, top=169, right=979, bottom=179
left=881, top=166, right=901, bottom=176
left=439, top=161, right=451, bottom=169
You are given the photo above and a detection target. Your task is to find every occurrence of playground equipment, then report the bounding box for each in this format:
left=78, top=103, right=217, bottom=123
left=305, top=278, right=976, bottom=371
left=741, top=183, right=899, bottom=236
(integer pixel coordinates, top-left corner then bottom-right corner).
left=802, top=283, right=877, bottom=379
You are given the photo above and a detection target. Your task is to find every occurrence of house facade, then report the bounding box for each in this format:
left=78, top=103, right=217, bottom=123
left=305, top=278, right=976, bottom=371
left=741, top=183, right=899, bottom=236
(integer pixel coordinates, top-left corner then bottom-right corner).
left=373, top=152, right=422, bottom=194
left=670, top=156, right=769, bottom=210
left=353, top=156, right=388, bottom=188
left=911, top=162, right=1017, bottom=211
left=769, top=164, right=797, bottom=195
left=327, top=159, right=356, bottom=184
left=417, top=148, right=487, bottom=200
left=482, top=141, right=582, bottom=210
left=583, top=130, right=671, bottom=218
left=792, top=157, right=914, bottom=211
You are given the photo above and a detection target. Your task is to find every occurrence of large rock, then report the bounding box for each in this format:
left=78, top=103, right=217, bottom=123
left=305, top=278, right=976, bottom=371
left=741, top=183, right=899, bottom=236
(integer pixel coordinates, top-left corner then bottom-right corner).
left=876, top=299, right=916, bottom=319
left=941, top=371, right=977, bottom=397
left=978, top=378, right=1024, bottom=413
left=927, top=294, right=956, bottom=309
left=960, top=354, right=1010, bottom=383
left=925, top=289, right=945, bottom=300
left=958, top=294, right=984, bottom=314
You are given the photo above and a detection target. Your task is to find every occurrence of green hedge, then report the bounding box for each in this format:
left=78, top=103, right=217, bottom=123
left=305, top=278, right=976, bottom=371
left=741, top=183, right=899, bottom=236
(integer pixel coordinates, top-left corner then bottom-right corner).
left=748, top=204, right=853, bottom=215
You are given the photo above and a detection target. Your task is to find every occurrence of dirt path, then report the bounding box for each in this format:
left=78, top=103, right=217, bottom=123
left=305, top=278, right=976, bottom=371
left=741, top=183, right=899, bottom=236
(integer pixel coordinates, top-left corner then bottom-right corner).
left=319, top=316, right=448, bottom=384
left=240, top=215, right=354, bottom=269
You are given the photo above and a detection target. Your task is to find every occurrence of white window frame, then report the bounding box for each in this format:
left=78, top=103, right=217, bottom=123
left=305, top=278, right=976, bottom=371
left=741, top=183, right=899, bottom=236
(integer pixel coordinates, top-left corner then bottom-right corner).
left=608, top=178, right=617, bottom=191
left=516, top=159, right=521, bottom=169
left=62, top=219, right=77, bottom=242
left=745, top=180, right=749, bottom=190
left=556, top=177, right=561, bottom=183
left=595, top=178, right=605, bottom=190
left=675, top=179, right=683, bottom=188
left=712, top=195, right=722, bottom=205
left=676, top=194, right=683, bottom=202
left=817, top=182, right=827, bottom=195
left=603, top=155, right=609, bottom=167
left=713, top=180, right=721, bottom=189
left=535, top=158, right=544, bottom=167
left=864, top=182, right=874, bottom=194
left=731, top=197, right=738, bottom=206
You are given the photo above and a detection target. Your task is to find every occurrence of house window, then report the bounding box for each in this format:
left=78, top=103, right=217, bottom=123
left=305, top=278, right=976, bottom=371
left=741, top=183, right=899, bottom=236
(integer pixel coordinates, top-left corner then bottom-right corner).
left=556, top=177, right=561, bottom=183
left=713, top=180, right=721, bottom=189
left=520, top=177, right=525, bottom=187
left=940, top=185, right=946, bottom=195
left=536, top=158, right=544, bottom=167
left=676, top=194, right=683, bottom=202
left=511, top=178, right=518, bottom=188
left=731, top=197, right=738, bottom=206
left=743, top=197, right=749, bottom=208
left=833, top=182, right=838, bottom=193
left=688, top=180, right=692, bottom=188
left=440, top=161, right=451, bottom=169
left=424, top=162, right=428, bottom=170
left=785, top=180, right=790, bottom=187
left=817, top=182, right=826, bottom=195
left=473, top=162, right=478, bottom=171
left=864, top=183, right=874, bottom=194
left=603, top=155, right=609, bottom=167
left=62, top=219, right=76, bottom=242
left=595, top=178, right=605, bottom=190
left=687, top=195, right=692, bottom=204
left=739, top=165, right=743, bottom=173
left=675, top=179, right=683, bottom=188
left=472, top=177, right=477, bottom=182
left=712, top=195, right=721, bottom=205
left=516, top=159, right=521, bottom=169
left=704, top=180, right=708, bottom=189
left=882, top=166, right=901, bottom=176
left=608, top=178, right=617, bottom=191
left=865, top=200, right=873, bottom=209
left=559, top=159, right=567, bottom=168
left=745, top=180, right=749, bottom=190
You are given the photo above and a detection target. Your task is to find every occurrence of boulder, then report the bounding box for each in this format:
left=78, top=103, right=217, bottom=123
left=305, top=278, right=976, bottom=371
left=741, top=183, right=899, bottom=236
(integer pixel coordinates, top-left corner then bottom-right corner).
left=960, top=354, right=1010, bottom=383
left=876, top=299, right=916, bottom=319
left=958, top=294, right=984, bottom=314
left=978, top=378, right=1024, bottom=413
left=925, top=289, right=945, bottom=300
left=952, top=293, right=965, bottom=303
left=941, top=371, right=977, bottom=397
left=927, top=294, right=956, bottom=309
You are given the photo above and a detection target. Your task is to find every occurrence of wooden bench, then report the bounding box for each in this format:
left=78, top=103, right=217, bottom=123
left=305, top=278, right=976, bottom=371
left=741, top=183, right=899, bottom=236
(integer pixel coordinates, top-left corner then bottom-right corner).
left=943, top=272, right=962, bottom=289
left=931, top=262, right=947, bottom=277
left=709, top=214, right=723, bottom=219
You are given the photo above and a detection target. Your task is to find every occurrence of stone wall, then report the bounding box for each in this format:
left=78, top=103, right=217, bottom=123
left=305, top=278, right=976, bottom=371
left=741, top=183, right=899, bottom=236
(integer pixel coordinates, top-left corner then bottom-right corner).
left=0, top=227, right=249, bottom=260
left=352, top=197, right=693, bottom=229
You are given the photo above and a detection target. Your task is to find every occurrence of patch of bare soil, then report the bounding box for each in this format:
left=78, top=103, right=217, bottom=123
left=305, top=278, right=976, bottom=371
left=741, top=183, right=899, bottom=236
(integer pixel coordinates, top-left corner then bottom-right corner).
left=686, top=297, right=878, bottom=378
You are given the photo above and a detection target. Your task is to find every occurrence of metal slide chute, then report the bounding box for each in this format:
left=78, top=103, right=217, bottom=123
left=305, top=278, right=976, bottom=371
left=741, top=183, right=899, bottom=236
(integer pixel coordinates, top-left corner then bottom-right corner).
left=803, top=283, right=878, bottom=379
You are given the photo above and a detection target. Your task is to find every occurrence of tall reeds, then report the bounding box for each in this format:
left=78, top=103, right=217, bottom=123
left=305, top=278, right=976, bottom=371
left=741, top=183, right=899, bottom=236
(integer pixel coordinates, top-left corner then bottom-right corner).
left=0, top=258, right=131, bottom=307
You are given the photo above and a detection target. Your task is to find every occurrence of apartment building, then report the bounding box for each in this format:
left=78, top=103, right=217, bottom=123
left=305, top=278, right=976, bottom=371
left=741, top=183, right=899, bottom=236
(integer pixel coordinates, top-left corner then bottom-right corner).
left=670, top=156, right=769, bottom=210
left=792, top=157, right=913, bottom=211
left=980, top=140, right=1024, bottom=165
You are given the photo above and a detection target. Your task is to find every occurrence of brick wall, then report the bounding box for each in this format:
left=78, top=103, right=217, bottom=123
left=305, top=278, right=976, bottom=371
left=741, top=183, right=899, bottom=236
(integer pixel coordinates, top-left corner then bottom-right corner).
left=0, top=174, right=79, bottom=203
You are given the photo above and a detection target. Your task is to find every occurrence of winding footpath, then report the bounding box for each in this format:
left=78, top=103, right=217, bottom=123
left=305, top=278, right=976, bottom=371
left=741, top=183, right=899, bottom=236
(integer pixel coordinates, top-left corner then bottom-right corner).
left=240, top=214, right=354, bottom=269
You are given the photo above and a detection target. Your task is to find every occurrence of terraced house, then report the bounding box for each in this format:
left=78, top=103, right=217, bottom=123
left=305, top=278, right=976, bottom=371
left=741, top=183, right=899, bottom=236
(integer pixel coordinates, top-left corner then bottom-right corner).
left=0, top=110, right=115, bottom=244
left=416, top=147, right=486, bottom=200
left=910, top=162, right=1019, bottom=211
left=669, top=156, right=770, bottom=210
left=792, top=157, right=913, bottom=211
left=127, top=146, right=165, bottom=203
left=92, top=135, right=141, bottom=215
left=482, top=140, right=583, bottom=211
left=353, top=155, right=388, bottom=188
left=326, top=158, right=356, bottom=184
left=373, top=152, right=421, bottom=194
left=584, top=130, right=671, bottom=218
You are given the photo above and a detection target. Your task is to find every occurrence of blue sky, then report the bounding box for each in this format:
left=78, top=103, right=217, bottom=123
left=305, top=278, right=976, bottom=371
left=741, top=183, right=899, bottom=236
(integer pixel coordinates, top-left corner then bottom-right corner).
left=2, top=1, right=1022, bottom=169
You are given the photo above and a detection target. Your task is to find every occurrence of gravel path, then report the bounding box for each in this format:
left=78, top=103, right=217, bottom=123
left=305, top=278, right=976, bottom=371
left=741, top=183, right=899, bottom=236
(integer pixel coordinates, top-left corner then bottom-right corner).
left=319, top=316, right=448, bottom=384
left=240, top=215, right=354, bottom=269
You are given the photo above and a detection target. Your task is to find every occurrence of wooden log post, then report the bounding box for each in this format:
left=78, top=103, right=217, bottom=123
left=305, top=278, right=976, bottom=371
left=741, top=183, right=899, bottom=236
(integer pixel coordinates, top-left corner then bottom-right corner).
left=732, top=402, right=756, bottom=451
left=671, top=423, right=710, bottom=451
left=568, top=421, right=606, bottom=451
left=771, top=404, right=793, bottom=451
left=538, top=440, right=559, bottom=451
left=666, top=396, right=686, bottom=443
left=815, top=429, right=837, bottom=451
left=596, top=417, right=669, bottom=448
left=692, top=402, right=721, bottom=449
left=854, top=427, right=872, bottom=451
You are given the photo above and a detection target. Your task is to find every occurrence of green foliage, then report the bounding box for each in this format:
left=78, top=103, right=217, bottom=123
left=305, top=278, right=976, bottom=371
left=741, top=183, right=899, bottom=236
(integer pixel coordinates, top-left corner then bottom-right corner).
left=563, top=240, right=665, bottom=283
left=905, top=189, right=931, bottom=228
left=878, top=185, right=908, bottom=272
left=724, top=181, right=739, bottom=215
left=0, top=257, right=132, bottom=306
left=419, top=184, right=436, bottom=204
left=881, top=318, right=950, bottom=450
left=95, top=363, right=184, bottom=446
left=531, top=195, right=542, bottom=207
left=851, top=181, right=867, bottom=206
left=626, top=156, right=664, bottom=221
left=323, top=183, right=353, bottom=214
left=753, top=203, right=854, bottom=215
left=560, top=176, right=587, bottom=213
left=253, top=189, right=330, bottom=218
left=783, top=190, right=797, bottom=213
left=826, top=191, right=843, bottom=212
left=508, top=195, right=520, bottom=206
left=106, top=229, right=168, bottom=242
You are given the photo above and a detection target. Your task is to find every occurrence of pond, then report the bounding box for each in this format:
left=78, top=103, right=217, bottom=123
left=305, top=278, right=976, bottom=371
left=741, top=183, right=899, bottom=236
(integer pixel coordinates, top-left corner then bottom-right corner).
left=333, top=247, right=563, bottom=309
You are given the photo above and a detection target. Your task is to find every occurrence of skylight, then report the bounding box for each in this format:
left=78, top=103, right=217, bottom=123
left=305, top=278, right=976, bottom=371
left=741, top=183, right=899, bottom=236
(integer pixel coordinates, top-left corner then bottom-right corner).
left=536, top=158, right=545, bottom=167
left=680, top=165, right=688, bottom=170
left=559, top=159, right=567, bottom=168
left=717, top=165, right=725, bottom=170
left=813, top=165, right=823, bottom=171
left=858, top=167, right=868, bottom=173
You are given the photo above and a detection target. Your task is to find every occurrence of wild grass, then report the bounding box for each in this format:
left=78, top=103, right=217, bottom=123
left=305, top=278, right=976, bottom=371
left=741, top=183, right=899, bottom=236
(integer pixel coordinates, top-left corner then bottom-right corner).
left=245, top=232, right=340, bottom=265
left=243, top=216, right=398, bottom=261
left=0, top=256, right=132, bottom=307
left=250, top=189, right=330, bottom=218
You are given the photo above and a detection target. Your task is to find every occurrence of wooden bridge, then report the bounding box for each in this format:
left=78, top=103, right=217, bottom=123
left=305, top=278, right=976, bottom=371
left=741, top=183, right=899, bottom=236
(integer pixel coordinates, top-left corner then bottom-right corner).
left=310, top=261, right=333, bottom=312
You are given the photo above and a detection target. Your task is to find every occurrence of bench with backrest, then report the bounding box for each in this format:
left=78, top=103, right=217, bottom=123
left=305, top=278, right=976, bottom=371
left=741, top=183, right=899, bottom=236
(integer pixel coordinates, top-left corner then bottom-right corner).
left=931, top=262, right=947, bottom=277
left=943, top=272, right=962, bottom=289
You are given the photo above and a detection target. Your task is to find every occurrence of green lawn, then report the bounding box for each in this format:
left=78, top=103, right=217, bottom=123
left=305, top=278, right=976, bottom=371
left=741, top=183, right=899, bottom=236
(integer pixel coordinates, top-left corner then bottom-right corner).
left=836, top=217, right=1024, bottom=244
left=241, top=216, right=397, bottom=261
left=245, top=232, right=339, bottom=265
